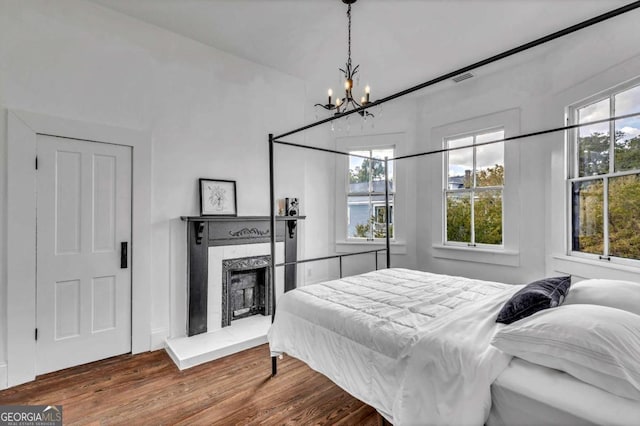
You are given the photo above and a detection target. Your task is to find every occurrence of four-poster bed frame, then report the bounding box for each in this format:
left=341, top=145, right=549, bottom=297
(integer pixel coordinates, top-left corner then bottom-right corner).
left=267, top=1, right=640, bottom=377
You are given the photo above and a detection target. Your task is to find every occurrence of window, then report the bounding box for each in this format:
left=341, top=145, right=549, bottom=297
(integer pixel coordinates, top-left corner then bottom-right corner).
left=347, top=148, right=394, bottom=240
left=569, top=81, right=640, bottom=262
left=444, top=129, right=504, bottom=246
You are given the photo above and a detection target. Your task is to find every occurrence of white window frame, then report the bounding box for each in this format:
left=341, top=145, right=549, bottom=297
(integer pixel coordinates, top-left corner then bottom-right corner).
left=566, top=78, right=640, bottom=267
left=335, top=133, right=406, bottom=252
left=346, top=146, right=396, bottom=241
left=443, top=128, right=505, bottom=248
left=430, top=109, right=520, bottom=267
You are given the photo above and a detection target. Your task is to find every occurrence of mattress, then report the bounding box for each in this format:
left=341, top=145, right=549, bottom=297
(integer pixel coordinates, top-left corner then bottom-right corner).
left=268, top=268, right=519, bottom=425
left=488, top=357, right=640, bottom=426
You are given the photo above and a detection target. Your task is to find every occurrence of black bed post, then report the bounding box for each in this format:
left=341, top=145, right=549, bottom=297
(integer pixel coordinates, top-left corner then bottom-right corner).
left=269, top=133, right=278, bottom=377
left=384, top=157, right=391, bottom=269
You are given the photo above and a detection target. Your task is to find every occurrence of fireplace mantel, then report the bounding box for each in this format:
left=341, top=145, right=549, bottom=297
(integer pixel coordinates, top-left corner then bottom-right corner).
left=181, top=215, right=304, bottom=336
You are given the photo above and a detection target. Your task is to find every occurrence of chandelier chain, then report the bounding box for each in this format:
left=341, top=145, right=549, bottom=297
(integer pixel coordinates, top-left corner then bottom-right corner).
left=347, top=4, right=352, bottom=66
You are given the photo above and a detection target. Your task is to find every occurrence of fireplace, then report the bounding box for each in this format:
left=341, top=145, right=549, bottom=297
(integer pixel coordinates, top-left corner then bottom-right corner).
left=181, top=215, right=302, bottom=336
left=221, top=255, right=272, bottom=327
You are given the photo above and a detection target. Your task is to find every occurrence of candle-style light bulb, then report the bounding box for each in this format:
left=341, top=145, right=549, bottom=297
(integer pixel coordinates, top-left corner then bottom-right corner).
left=328, top=88, right=333, bottom=106
left=365, top=85, right=370, bottom=103
left=361, top=96, right=366, bottom=104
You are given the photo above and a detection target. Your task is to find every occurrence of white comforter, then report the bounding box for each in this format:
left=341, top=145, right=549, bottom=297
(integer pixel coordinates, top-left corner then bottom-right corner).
left=268, top=268, right=520, bottom=425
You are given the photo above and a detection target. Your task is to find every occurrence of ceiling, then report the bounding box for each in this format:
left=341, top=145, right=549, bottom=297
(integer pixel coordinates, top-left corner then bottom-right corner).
left=90, top=0, right=632, bottom=98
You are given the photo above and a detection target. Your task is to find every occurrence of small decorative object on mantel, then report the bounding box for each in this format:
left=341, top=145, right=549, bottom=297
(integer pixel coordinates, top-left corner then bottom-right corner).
left=285, top=198, right=299, bottom=216
left=285, top=197, right=300, bottom=238
left=199, top=178, right=237, bottom=216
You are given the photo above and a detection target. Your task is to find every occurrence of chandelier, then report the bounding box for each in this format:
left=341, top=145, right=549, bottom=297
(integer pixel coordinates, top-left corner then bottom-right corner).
left=315, top=0, right=373, bottom=118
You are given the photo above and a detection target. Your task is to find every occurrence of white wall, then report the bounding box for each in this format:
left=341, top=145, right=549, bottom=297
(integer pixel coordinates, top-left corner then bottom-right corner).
left=414, top=9, right=640, bottom=284
left=0, top=0, right=306, bottom=377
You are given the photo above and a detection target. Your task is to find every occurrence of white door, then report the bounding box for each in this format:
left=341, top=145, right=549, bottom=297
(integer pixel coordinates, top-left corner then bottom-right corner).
left=36, top=135, right=132, bottom=375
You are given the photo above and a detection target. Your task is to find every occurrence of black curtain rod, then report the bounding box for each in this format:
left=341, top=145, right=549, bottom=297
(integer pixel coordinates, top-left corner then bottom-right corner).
left=273, top=1, right=640, bottom=141
left=274, top=111, right=640, bottom=162
left=273, top=138, right=383, bottom=161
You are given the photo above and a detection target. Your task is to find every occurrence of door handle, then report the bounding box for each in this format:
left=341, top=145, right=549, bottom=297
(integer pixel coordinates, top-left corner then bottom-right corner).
left=121, top=242, right=128, bottom=269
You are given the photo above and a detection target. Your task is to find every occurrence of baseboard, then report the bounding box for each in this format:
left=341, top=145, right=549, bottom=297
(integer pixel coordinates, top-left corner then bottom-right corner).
left=0, top=363, right=7, bottom=390
left=150, top=328, right=168, bottom=351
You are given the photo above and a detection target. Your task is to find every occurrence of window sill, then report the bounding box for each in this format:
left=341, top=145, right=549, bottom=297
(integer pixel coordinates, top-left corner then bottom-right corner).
left=336, top=240, right=407, bottom=255
left=431, top=244, right=520, bottom=267
left=551, top=254, right=640, bottom=280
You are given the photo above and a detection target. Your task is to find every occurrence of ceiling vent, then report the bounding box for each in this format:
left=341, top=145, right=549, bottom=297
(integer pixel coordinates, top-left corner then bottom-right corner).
left=452, top=72, right=474, bottom=83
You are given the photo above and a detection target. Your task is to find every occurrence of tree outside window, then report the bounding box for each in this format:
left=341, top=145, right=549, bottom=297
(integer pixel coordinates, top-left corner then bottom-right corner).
left=571, top=82, right=640, bottom=261
left=348, top=148, right=394, bottom=239
left=445, top=130, right=504, bottom=246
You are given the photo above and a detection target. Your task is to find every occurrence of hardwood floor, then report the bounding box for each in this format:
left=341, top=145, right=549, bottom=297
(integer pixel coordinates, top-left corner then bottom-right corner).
left=0, top=344, right=379, bottom=425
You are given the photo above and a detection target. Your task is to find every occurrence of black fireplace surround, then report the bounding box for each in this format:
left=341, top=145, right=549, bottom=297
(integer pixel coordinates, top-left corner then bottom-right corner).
left=181, top=216, right=303, bottom=336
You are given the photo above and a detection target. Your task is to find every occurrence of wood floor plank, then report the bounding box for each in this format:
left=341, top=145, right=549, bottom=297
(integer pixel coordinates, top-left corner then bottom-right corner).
left=0, top=344, right=378, bottom=425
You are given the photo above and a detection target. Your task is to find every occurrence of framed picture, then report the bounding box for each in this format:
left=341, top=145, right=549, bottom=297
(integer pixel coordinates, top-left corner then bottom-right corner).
left=199, top=179, right=237, bottom=216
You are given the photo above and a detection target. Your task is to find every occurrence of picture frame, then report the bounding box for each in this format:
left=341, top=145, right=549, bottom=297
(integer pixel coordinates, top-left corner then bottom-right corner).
left=199, top=179, right=237, bottom=216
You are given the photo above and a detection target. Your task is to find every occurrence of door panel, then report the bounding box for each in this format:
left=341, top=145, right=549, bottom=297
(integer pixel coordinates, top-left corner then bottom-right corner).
left=92, top=275, right=117, bottom=332
left=92, top=154, right=117, bottom=253
left=55, top=151, right=82, bottom=255
left=36, top=135, right=132, bottom=375
left=54, top=279, right=81, bottom=340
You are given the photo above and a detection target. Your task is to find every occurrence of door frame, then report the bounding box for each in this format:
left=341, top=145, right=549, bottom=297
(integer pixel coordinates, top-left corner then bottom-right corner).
left=7, top=109, right=152, bottom=387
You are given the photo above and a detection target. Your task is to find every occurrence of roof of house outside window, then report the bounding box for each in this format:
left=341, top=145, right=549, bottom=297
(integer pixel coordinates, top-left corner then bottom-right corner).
left=448, top=176, right=466, bottom=189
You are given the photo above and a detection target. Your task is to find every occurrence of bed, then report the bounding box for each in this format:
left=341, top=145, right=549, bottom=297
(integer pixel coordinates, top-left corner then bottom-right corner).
left=488, top=358, right=640, bottom=426
left=268, top=268, right=519, bottom=424
left=268, top=270, right=640, bottom=425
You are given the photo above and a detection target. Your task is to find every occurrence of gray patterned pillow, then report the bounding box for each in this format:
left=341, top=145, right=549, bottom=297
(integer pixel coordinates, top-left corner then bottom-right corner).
left=496, top=276, right=571, bottom=324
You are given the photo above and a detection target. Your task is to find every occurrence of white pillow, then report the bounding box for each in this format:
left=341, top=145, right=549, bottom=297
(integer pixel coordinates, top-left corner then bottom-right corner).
left=564, top=278, right=640, bottom=316
left=491, top=304, right=640, bottom=401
